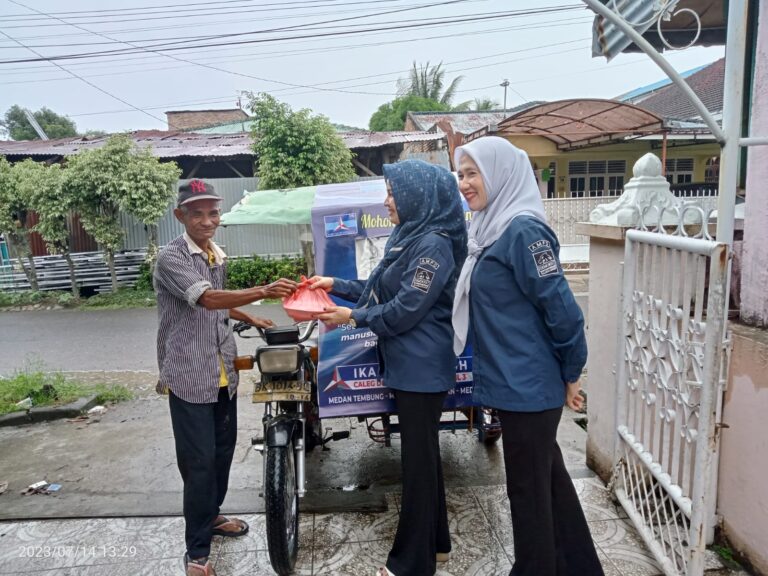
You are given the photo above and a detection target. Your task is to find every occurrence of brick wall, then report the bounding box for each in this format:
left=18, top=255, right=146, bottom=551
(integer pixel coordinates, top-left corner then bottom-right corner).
left=166, top=109, right=249, bottom=131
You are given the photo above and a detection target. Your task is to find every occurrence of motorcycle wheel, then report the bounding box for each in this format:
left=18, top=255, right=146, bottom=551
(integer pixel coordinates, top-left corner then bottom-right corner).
left=265, top=444, right=299, bottom=575
left=477, top=409, right=503, bottom=446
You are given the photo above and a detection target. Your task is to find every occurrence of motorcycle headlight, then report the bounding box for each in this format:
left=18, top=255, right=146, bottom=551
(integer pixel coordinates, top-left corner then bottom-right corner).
left=256, top=345, right=301, bottom=375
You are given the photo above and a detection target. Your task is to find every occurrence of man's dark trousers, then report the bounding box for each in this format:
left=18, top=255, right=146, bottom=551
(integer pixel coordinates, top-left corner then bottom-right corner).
left=169, top=388, right=238, bottom=559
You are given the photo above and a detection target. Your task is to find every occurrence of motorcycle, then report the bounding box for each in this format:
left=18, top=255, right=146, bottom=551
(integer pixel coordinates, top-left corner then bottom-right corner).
left=232, top=319, right=500, bottom=575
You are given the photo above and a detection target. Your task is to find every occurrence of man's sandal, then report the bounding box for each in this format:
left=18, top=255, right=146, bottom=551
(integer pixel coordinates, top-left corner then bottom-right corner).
left=212, top=515, right=249, bottom=537
left=184, top=553, right=216, bottom=576
left=436, top=552, right=450, bottom=563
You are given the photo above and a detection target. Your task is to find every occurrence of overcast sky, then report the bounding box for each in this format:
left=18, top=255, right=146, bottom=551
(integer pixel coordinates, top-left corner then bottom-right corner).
left=0, top=0, right=724, bottom=134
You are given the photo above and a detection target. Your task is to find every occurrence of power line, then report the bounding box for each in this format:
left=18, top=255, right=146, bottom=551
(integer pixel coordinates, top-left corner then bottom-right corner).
left=0, top=27, right=174, bottom=129
left=0, top=0, right=483, bottom=28
left=0, top=13, right=591, bottom=75
left=0, top=6, right=586, bottom=65
left=0, top=20, right=590, bottom=81
left=8, top=0, right=473, bottom=97
left=0, top=1, right=482, bottom=44
left=0, top=0, right=442, bottom=21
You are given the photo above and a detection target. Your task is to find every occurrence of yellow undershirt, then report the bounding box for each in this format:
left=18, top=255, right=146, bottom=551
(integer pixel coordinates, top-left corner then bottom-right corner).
left=208, top=248, right=229, bottom=388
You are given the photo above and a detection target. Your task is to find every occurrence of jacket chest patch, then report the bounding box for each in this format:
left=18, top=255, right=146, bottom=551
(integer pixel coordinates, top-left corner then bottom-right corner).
left=533, top=249, right=558, bottom=277
left=411, top=266, right=435, bottom=293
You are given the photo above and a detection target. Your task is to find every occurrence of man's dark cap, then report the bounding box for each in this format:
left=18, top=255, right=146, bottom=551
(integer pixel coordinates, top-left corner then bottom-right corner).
left=177, top=179, right=221, bottom=207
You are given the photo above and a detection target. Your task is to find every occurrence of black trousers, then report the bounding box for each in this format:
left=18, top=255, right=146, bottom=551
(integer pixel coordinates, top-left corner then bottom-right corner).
left=387, top=390, right=451, bottom=576
left=169, top=388, right=238, bottom=559
left=499, top=407, right=604, bottom=576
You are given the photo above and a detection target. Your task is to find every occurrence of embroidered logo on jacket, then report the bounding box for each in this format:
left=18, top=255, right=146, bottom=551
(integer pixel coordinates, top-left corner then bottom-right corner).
left=528, top=239, right=551, bottom=252
left=419, top=257, right=440, bottom=269
left=533, top=249, right=559, bottom=277
left=411, top=266, right=435, bottom=293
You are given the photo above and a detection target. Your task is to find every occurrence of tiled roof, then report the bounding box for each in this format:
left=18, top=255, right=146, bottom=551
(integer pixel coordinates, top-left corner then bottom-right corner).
left=634, top=58, right=724, bottom=121
left=408, top=103, right=543, bottom=134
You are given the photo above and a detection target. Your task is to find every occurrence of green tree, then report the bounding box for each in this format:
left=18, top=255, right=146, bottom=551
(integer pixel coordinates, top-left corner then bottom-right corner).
left=61, top=135, right=181, bottom=291
left=369, top=95, right=450, bottom=131
left=13, top=160, right=80, bottom=297
left=473, top=97, right=500, bottom=111
left=398, top=61, right=469, bottom=109
left=2, top=105, right=78, bottom=141
left=247, top=93, right=355, bottom=189
left=0, top=157, right=39, bottom=290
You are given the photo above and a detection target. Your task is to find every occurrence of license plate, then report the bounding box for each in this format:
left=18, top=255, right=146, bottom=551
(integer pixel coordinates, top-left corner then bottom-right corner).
left=252, top=379, right=311, bottom=403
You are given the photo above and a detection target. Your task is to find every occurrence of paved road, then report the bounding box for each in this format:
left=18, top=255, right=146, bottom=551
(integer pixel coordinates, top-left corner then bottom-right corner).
left=0, top=281, right=588, bottom=376
left=0, top=304, right=292, bottom=375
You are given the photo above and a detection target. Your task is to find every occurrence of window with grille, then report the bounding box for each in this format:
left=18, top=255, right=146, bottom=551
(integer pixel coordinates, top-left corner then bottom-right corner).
left=705, top=157, right=720, bottom=183
left=569, top=159, right=625, bottom=197
left=665, top=158, right=695, bottom=184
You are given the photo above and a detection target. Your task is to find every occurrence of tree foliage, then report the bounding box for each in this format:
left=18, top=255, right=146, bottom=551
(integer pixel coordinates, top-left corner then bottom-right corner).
left=369, top=95, right=450, bottom=131
left=61, top=135, right=180, bottom=291
left=0, top=157, right=39, bottom=289
left=2, top=105, right=78, bottom=141
left=473, top=97, right=500, bottom=111
left=13, top=160, right=82, bottom=296
left=397, top=61, right=469, bottom=109
left=247, top=93, right=355, bottom=189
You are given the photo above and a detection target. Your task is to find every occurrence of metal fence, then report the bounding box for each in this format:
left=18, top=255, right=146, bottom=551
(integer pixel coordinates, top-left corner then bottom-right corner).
left=119, top=177, right=306, bottom=258
left=544, top=194, right=720, bottom=246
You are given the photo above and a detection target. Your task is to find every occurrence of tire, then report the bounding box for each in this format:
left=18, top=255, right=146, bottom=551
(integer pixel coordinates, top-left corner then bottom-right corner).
left=477, top=409, right=503, bottom=446
left=265, top=445, right=299, bottom=575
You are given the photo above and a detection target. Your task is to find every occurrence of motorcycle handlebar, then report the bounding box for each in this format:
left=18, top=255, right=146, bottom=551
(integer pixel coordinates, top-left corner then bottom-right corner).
left=232, top=319, right=318, bottom=343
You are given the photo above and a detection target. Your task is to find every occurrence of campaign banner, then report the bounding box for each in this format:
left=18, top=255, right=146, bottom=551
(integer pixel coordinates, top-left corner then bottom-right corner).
left=311, top=180, right=475, bottom=418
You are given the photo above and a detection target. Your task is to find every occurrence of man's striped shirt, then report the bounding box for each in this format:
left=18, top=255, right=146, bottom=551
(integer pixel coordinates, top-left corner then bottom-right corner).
left=154, top=233, right=238, bottom=403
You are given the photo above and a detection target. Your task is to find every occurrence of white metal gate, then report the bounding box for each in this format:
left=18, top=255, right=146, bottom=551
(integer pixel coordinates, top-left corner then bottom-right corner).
left=613, top=209, right=730, bottom=576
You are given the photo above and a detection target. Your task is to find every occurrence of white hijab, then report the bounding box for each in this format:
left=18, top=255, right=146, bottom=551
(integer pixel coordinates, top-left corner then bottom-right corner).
left=452, top=136, right=547, bottom=355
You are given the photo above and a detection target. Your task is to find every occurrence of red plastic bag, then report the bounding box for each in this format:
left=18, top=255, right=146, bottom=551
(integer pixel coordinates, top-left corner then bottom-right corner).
left=282, top=276, right=335, bottom=322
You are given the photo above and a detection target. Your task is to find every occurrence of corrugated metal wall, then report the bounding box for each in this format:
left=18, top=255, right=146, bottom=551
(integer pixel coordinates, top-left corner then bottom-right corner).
left=119, top=177, right=306, bottom=257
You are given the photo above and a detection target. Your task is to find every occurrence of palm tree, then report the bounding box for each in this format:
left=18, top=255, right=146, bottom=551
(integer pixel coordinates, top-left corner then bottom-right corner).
left=473, top=97, right=500, bottom=111
left=398, top=61, right=470, bottom=110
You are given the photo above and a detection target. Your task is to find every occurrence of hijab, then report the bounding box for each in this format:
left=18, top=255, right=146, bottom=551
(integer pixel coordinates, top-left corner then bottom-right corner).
left=356, top=159, right=468, bottom=307
left=451, top=136, right=547, bottom=354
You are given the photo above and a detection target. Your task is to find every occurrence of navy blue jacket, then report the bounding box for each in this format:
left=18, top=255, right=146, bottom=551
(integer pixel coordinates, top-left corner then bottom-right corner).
left=332, top=231, right=457, bottom=393
left=469, top=216, right=587, bottom=412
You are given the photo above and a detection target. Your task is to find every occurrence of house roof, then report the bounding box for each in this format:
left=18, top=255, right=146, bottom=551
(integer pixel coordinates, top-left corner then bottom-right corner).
left=616, top=63, right=708, bottom=103
left=194, top=119, right=364, bottom=134
left=632, top=58, right=724, bottom=121
left=408, top=103, right=542, bottom=134
left=591, top=0, right=726, bottom=60
left=0, top=131, right=254, bottom=159
left=485, top=99, right=665, bottom=151
left=0, top=129, right=444, bottom=159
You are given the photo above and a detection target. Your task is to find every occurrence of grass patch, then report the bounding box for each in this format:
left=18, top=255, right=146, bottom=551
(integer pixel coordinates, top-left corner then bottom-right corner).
left=0, top=290, right=77, bottom=309
left=79, top=289, right=156, bottom=310
left=0, top=368, right=133, bottom=415
left=712, top=544, right=743, bottom=570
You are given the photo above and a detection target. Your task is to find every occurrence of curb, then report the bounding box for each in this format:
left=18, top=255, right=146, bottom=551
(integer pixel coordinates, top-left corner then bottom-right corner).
left=0, top=395, right=99, bottom=427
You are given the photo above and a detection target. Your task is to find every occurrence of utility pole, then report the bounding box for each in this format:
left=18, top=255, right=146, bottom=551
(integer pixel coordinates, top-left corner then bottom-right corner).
left=500, top=79, right=510, bottom=114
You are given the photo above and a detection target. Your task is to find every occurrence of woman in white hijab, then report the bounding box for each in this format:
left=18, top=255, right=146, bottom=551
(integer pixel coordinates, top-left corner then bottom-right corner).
left=452, top=136, right=604, bottom=576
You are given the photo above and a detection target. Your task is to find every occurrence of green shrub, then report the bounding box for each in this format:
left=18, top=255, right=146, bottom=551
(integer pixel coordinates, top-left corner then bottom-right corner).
left=134, top=261, right=154, bottom=292
left=226, top=255, right=307, bottom=290
left=0, top=290, right=69, bottom=308
left=56, top=292, right=77, bottom=307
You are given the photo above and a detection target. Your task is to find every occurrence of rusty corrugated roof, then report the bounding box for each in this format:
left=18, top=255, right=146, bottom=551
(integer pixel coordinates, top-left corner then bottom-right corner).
left=493, top=99, right=665, bottom=150
left=0, top=129, right=444, bottom=158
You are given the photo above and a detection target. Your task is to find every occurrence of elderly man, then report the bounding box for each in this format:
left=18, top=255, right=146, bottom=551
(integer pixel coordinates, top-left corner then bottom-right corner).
left=154, top=179, right=298, bottom=576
